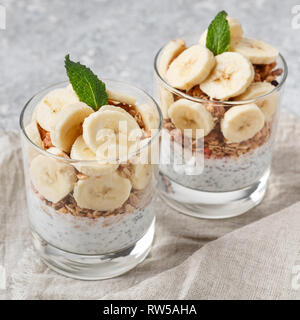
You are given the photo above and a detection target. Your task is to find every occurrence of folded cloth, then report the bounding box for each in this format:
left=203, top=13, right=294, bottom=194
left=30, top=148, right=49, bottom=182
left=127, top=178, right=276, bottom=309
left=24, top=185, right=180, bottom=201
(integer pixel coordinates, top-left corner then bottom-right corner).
left=0, top=113, right=300, bottom=300
left=102, top=202, right=300, bottom=299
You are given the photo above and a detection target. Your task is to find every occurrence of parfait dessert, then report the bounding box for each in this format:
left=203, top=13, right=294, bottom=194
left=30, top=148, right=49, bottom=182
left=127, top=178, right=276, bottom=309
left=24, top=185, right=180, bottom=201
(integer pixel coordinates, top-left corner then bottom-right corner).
left=20, top=56, right=161, bottom=279
left=155, top=11, right=287, bottom=218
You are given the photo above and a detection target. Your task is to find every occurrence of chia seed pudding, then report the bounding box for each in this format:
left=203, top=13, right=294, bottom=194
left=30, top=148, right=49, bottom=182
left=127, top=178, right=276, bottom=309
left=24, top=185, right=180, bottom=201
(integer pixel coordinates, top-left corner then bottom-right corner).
left=160, top=128, right=274, bottom=192
left=28, top=187, right=155, bottom=254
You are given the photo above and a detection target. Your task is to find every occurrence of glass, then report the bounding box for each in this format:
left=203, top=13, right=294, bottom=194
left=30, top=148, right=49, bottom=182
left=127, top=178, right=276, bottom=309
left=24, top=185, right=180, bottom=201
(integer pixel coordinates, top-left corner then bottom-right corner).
left=20, top=80, right=162, bottom=280
left=154, top=45, right=287, bottom=219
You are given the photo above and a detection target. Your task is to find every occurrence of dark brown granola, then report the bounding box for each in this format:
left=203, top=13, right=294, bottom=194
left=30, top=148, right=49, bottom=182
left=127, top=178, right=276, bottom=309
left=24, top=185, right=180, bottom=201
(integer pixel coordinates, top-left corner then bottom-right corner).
left=254, top=62, right=283, bottom=83
left=203, top=101, right=226, bottom=119
left=186, top=86, right=209, bottom=100
left=37, top=124, right=54, bottom=149
left=203, top=121, right=271, bottom=159
left=32, top=183, right=152, bottom=220
left=163, top=118, right=272, bottom=159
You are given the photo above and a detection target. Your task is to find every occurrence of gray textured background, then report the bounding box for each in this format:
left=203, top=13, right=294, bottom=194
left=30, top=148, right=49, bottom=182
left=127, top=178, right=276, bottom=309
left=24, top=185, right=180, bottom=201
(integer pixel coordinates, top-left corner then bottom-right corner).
left=0, top=0, right=299, bottom=130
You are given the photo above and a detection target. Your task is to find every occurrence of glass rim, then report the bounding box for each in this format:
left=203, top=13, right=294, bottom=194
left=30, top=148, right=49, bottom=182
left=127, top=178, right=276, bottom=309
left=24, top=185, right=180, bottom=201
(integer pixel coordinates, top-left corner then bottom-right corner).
left=154, top=43, right=288, bottom=105
left=19, top=80, right=163, bottom=164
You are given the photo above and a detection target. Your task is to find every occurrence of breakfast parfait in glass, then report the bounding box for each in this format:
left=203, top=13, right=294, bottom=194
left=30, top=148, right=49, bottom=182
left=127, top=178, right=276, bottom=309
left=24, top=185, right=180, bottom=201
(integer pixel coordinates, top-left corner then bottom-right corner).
left=154, top=11, right=287, bottom=219
left=20, top=56, right=161, bottom=279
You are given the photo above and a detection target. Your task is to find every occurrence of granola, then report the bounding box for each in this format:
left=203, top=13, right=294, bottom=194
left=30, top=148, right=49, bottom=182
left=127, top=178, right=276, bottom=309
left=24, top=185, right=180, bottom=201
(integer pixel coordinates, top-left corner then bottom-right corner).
left=163, top=118, right=272, bottom=159
left=33, top=179, right=152, bottom=220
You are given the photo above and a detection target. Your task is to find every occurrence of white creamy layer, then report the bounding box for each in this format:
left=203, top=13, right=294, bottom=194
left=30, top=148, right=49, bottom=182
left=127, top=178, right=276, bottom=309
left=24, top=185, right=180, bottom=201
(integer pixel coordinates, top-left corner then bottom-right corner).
left=160, top=138, right=273, bottom=192
left=28, top=191, right=154, bottom=255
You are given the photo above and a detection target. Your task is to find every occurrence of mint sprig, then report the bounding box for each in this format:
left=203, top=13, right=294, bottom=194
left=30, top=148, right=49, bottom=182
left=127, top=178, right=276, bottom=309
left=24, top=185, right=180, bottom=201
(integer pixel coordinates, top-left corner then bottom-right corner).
left=206, top=10, right=230, bottom=56
left=65, top=54, right=108, bottom=111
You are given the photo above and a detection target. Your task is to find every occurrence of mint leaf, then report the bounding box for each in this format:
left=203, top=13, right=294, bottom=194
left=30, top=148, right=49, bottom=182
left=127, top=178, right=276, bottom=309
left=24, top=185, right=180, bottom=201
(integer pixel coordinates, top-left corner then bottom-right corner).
left=65, top=54, right=108, bottom=111
left=206, top=10, right=230, bottom=56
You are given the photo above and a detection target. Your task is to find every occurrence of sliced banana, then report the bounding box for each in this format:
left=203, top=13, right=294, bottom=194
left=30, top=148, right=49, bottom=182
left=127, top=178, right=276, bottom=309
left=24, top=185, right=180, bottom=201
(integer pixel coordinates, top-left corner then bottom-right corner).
left=158, top=38, right=186, bottom=79
left=107, top=90, right=136, bottom=106
left=32, top=106, right=38, bottom=122
left=25, top=121, right=43, bottom=148
left=199, top=17, right=243, bottom=47
left=47, top=147, right=69, bottom=158
left=166, top=45, right=216, bottom=91
left=234, top=82, right=278, bottom=120
left=36, top=86, right=79, bottom=131
left=99, top=105, right=136, bottom=122
left=157, top=85, right=174, bottom=118
left=30, top=155, right=77, bottom=203
left=168, top=99, right=215, bottom=138
left=50, top=102, right=93, bottom=153
left=200, top=52, right=254, bottom=100
left=70, top=135, right=118, bottom=176
left=130, top=164, right=153, bottom=190
left=221, top=103, right=265, bottom=143
left=227, top=17, right=243, bottom=44
left=83, top=108, right=142, bottom=161
left=199, top=31, right=207, bottom=48
left=73, top=172, right=132, bottom=211
left=135, top=103, right=159, bottom=130
left=231, top=37, right=278, bottom=64
left=25, top=121, right=43, bottom=162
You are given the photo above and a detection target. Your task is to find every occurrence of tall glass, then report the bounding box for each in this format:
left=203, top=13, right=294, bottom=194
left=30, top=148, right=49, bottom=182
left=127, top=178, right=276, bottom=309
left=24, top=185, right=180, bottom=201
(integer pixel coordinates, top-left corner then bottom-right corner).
left=154, top=46, right=287, bottom=219
left=20, top=80, right=162, bottom=279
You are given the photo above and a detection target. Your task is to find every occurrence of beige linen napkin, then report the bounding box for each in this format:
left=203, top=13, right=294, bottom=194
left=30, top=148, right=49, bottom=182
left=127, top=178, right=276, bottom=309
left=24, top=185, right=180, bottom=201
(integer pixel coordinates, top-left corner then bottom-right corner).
left=0, top=113, right=300, bottom=300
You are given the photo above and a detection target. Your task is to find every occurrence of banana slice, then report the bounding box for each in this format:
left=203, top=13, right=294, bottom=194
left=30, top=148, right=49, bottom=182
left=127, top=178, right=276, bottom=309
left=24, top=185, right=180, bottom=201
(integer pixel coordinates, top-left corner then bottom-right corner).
left=73, top=172, right=132, bottom=211
left=130, top=164, right=153, bottom=190
left=158, top=38, right=186, bottom=79
left=135, top=103, right=159, bottom=130
left=36, top=86, right=79, bottom=131
left=156, top=39, right=185, bottom=118
left=227, top=17, right=243, bottom=43
left=168, top=99, right=215, bottom=138
left=30, top=155, right=77, bottom=203
left=47, top=147, right=69, bottom=158
left=83, top=108, right=142, bottom=160
left=107, top=90, right=136, bottom=106
left=70, top=135, right=118, bottom=176
left=158, top=85, right=174, bottom=118
left=200, top=52, right=254, bottom=100
left=32, top=106, right=39, bottom=122
left=231, top=38, right=278, bottom=64
left=199, top=17, right=243, bottom=47
left=99, top=105, right=136, bottom=122
left=25, top=121, right=43, bottom=162
left=221, top=103, right=265, bottom=143
left=50, top=102, right=93, bottom=153
left=166, top=45, right=216, bottom=91
left=234, top=82, right=278, bottom=120
left=25, top=121, right=43, bottom=148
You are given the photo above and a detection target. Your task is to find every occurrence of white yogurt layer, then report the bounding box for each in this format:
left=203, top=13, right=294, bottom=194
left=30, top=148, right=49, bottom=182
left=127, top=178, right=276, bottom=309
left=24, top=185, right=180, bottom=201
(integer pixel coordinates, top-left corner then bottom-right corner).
left=28, top=191, right=154, bottom=255
left=160, top=137, right=273, bottom=192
